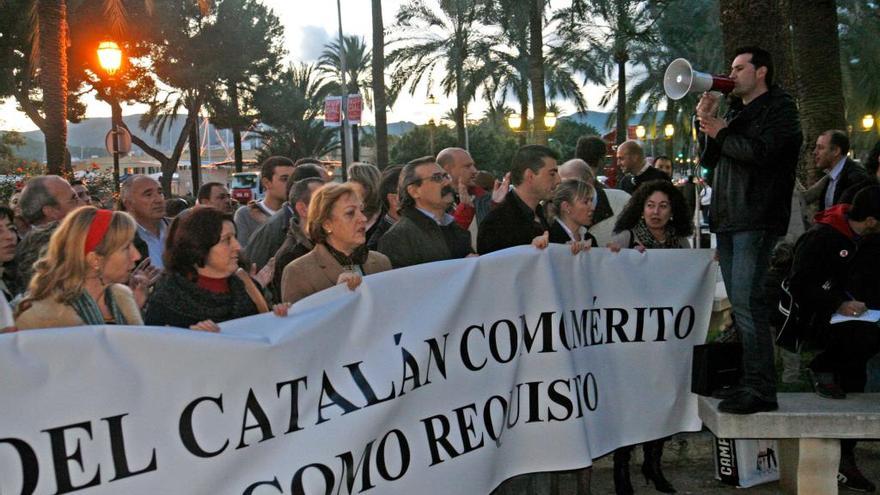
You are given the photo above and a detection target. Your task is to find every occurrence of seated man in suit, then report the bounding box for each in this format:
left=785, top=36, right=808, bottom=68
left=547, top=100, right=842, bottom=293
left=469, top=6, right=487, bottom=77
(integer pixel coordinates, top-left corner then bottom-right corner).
left=804, top=130, right=868, bottom=212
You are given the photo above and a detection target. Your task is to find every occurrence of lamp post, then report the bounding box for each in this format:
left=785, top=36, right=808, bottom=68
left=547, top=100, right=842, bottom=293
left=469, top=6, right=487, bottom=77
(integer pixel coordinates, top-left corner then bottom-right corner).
left=426, top=94, right=438, bottom=155
left=97, top=40, right=123, bottom=193
left=862, top=114, right=875, bottom=132
left=507, top=113, right=556, bottom=144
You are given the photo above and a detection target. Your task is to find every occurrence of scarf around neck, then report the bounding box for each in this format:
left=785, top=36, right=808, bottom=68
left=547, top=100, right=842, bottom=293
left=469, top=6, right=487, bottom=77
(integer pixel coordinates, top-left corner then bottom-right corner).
left=323, top=242, right=369, bottom=268
left=70, top=286, right=128, bottom=325
left=632, top=218, right=682, bottom=249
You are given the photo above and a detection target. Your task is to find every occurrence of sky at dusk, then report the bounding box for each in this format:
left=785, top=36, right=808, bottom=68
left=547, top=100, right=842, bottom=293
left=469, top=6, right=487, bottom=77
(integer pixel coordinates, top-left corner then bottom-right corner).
left=0, top=0, right=601, bottom=133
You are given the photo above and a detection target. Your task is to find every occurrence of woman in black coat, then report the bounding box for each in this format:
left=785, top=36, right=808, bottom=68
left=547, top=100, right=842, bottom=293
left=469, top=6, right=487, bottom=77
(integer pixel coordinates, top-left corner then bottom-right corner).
left=548, top=179, right=598, bottom=250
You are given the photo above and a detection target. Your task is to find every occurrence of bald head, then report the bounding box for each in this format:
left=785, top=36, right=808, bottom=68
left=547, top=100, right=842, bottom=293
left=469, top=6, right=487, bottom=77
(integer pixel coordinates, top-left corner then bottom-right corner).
left=558, top=159, right=595, bottom=185
left=616, top=140, right=645, bottom=175
left=437, top=147, right=477, bottom=187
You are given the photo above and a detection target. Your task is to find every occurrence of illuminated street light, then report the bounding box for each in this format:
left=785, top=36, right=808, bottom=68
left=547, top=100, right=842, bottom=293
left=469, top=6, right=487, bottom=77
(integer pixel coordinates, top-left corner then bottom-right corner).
left=664, top=124, right=675, bottom=139
left=507, top=114, right=523, bottom=131
left=97, top=40, right=124, bottom=192
left=862, top=114, right=875, bottom=131
left=635, top=125, right=646, bottom=139
left=543, top=112, right=557, bottom=130
left=97, top=40, right=122, bottom=77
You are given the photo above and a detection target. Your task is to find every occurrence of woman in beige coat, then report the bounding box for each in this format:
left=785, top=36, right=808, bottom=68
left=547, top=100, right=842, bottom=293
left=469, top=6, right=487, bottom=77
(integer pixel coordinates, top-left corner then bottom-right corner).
left=281, top=183, right=391, bottom=304
left=15, top=207, right=143, bottom=329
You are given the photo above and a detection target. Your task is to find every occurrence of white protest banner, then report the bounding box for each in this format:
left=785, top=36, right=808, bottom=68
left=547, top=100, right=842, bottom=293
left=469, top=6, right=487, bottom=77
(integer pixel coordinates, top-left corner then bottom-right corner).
left=0, top=246, right=715, bottom=494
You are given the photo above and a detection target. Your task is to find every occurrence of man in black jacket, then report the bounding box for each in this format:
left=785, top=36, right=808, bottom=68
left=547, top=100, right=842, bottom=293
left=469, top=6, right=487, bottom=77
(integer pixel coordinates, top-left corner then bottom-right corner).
left=787, top=186, right=880, bottom=492
left=805, top=130, right=868, bottom=211
left=616, top=140, right=670, bottom=194
left=478, top=145, right=560, bottom=254
left=697, top=46, right=803, bottom=414
left=378, top=157, right=472, bottom=268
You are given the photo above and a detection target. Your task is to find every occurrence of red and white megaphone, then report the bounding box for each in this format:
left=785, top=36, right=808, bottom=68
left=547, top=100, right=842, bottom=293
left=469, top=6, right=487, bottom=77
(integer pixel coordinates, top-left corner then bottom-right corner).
left=663, top=58, right=735, bottom=100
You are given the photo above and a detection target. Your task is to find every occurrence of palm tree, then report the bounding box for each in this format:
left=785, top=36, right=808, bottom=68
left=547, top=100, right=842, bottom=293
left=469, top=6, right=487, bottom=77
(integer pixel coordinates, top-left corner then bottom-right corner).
left=789, top=0, right=846, bottom=183
left=319, top=35, right=372, bottom=162
left=387, top=0, right=489, bottom=148
left=718, top=0, right=794, bottom=89
left=371, top=0, right=389, bottom=167
left=555, top=0, right=662, bottom=145
left=839, top=0, right=880, bottom=156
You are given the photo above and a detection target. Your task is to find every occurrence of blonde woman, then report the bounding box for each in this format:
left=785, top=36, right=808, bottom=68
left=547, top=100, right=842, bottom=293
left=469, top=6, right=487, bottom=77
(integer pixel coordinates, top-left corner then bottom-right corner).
left=15, top=207, right=143, bottom=329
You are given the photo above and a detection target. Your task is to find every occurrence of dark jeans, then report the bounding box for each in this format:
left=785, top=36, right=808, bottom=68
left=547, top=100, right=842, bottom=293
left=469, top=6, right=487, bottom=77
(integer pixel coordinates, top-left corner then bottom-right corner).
left=717, top=230, right=778, bottom=401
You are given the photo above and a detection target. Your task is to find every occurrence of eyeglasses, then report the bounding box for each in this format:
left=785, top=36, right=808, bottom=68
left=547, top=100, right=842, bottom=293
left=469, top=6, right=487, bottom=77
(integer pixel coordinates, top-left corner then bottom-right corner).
left=412, top=172, right=451, bottom=185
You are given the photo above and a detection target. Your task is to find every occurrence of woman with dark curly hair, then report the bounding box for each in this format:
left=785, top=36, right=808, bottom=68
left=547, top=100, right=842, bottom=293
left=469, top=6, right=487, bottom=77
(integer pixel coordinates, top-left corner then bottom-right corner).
left=145, top=207, right=287, bottom=331
left=608, top=179, right=692, bottom=495
left=610, top=179, right=693, bottom=250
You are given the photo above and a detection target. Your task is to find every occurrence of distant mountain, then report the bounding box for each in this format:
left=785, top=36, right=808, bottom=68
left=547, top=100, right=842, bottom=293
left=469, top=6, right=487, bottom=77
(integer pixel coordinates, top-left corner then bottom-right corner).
left=566, top=110, right=667, bottom=132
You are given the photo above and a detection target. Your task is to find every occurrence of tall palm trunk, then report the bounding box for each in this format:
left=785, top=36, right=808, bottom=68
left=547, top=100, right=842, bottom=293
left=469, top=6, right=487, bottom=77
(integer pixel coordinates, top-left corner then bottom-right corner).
left=229, top=83, right=244, bottom=173
left=528, top=0, right=547, bottom=146
left=518, top=84, right=529, bottom=147
left=789, top=0, right=846, bottom=185
left=615, top=49, right=628, bottom=145
left=39, top=0, right=70, bottom=175
left=188, top=103, right=201, bottom=195
left=371, top=0, right=389, bottom=168
left=719, top=0, right=795, bottom=90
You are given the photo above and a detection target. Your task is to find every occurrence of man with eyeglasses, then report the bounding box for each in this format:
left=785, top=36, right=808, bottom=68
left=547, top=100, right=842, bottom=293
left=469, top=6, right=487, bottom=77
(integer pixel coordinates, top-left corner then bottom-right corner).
left=478, top=145, right=561, bottom=254
left=378, top=156, right=473, bottom=268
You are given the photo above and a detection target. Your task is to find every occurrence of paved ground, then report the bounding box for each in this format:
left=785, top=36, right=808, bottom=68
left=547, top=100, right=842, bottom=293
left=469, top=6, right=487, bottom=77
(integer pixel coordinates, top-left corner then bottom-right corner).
left=494, top=430, right=880, bottom=494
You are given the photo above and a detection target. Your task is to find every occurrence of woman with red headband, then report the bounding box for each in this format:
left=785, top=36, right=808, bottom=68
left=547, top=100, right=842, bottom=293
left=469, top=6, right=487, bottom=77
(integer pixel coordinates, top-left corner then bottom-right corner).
left=15, top=207, right=143, bottom=329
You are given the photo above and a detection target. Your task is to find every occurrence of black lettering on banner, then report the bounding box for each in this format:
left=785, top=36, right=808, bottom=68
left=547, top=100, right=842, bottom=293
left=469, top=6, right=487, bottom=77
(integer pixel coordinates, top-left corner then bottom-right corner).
left=546, top=379, right=574, bottom=422
left=675, top=306, right=696, bottom=339
left=420, top=413, right=458, bottom=465
left=102, top=414, right=157, bottom=482
left=42, top=421, right=100, bottom=494
left=524, top=381, right=543, bottom=423
left=649, top=307, right=674, bottom=341
left=393, top=334, right=422, bottom=396
left=179, top=395, right=229, bottom=458
left=632, top=307, right=647, bottom=342
left=520, top=312, right=556, bottom=353
left=605, top=308, right=630, bottom=343
left=583, top=373, right=599, bottom=411
left=489, top=320, right=517, bottom=364
left=569, top=310, right=589, bottom=348
left=571, top=375, right=585, bottom=418
left=506, top=384, right=524, bottom=428
left=460, top=324, right=487, bottom=371
left=336, top=439, right=376, bottom=494
left=375, top=429, right=410, bottom=482
left=482, top=395, right=508, bottom=443
left=344, top=360, right=395, bottom=407
left=242, top=477, right=283, bottom=495
left=0, top=437, right=39, bottom=495
left=276, top=376, right=308, bottom=434
left=423, top=333, right=449, bottom=384
left=290, top=463, right=334, bottom=495
left=453, top=404, right=485, bottom=454
left=589, top=308, right=603, bottom=345
left=237, top=389, right=275, bottom=449
left=316, top=373, right=360, bottom=425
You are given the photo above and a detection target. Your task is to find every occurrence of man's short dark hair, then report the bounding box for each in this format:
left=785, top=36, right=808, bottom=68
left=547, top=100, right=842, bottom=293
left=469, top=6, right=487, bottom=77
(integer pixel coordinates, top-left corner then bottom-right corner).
left=575, top=136, right=607, bottom=168
left=397, top=160, right=436, bottom=213
left=823, top=130, right=850, bottom=156
left=735, top=46, right=774, bottom=87
left=654, top=155, right=672, bottom=164
left=288, top=177, right=324, bottom=206
left=850, top=186, right=880, bottom=221
left=197, top=182, right=224, bottom=202
left=286, top=163, right=327, bottom=196
left=379, top=165, right=404, bottom=212
left=259, top=156, right=295, bottom=182
left=294, top=157, right=323, bottom=168
left=510, top=145, right=559, bottom=186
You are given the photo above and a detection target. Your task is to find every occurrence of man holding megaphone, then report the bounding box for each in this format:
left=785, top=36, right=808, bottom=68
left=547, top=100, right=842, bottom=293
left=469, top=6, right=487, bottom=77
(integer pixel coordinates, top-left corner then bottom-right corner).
left=695, top=46, right=802, bottom=415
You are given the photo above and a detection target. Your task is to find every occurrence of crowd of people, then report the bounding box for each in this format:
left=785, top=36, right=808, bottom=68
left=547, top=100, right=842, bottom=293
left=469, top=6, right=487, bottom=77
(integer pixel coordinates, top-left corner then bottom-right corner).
left=1, top=45, right=880, bottom=494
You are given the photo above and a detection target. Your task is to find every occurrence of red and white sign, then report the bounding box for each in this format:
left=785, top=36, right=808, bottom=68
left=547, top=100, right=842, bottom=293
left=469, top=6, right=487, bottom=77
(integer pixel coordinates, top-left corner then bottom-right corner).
left=347, top=94, right=363, bottom=124
left=323, top=96, right=342, bottom=127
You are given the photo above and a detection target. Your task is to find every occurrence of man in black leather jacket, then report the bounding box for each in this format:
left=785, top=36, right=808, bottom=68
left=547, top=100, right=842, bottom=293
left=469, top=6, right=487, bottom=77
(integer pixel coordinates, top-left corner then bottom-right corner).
left=697, top=46, right=803, bottom=414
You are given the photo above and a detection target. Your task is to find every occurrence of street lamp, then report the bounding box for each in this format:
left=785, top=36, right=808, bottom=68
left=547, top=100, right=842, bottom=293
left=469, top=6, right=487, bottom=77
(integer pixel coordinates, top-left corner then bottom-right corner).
left=97, top=40, right=123, bottom=193
left=543, top=112, right=557, bottom=131
left=664, top=124, right=675, bottom=139
left=426, top=94, right=438, bottom=154
left=507, top=114, right=523, bottom=131
left=862, top=114, right=875, bottom=131
left=635, top=125, right=646, bottom=140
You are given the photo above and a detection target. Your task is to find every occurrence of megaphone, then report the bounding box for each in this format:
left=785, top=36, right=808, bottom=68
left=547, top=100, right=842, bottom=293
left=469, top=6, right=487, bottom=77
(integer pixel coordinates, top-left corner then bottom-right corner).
left=663, top=58, right=735, bottom=100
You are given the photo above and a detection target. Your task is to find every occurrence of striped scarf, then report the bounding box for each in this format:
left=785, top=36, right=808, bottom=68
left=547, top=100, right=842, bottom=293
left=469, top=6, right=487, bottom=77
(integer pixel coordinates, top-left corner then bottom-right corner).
left=70, top=287, right=128, bottom=325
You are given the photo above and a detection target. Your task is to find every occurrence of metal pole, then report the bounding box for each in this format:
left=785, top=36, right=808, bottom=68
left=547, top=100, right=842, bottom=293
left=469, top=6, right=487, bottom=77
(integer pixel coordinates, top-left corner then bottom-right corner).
left=111, top=91, right=120, bottom=194
left=336, top=0, right=352, bottom=180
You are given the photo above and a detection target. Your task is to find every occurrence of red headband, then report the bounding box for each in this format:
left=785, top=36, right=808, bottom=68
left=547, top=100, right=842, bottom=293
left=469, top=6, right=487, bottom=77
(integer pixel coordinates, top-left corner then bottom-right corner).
left=84, top=209, right=113, bottom=255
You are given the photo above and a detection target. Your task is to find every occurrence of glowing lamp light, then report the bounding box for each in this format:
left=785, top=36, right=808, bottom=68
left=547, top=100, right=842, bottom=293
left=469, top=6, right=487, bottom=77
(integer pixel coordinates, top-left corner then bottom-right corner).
left=97, top=40, right=122, bottom=76
left=635, top=125, right=646, bottom=139
left=664, top=124, right=675, bottom=139
left=543, top=112, right=557, bottom=130
left=862, top=114, right=875, bottom=131
left=508, top=114, right=523, bottom=131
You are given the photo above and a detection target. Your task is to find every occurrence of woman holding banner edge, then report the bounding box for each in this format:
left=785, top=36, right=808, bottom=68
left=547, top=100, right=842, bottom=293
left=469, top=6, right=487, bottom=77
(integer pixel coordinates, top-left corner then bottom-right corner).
left=608, top=180, right=693, bottom=495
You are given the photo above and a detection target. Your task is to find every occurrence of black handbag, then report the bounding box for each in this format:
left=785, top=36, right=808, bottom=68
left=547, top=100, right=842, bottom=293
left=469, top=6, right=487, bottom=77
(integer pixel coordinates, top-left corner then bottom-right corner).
left=691, top=342, right=742, bottom=396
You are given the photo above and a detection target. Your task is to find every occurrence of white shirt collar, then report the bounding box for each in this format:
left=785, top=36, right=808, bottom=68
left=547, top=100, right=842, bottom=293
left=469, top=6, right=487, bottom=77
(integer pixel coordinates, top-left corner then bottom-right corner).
left=828, top=157, right=847, bottom=181
left=555, top=219, right=587, bottom=242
